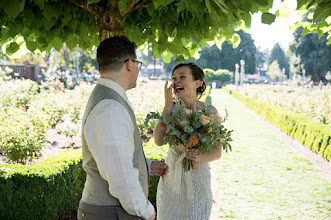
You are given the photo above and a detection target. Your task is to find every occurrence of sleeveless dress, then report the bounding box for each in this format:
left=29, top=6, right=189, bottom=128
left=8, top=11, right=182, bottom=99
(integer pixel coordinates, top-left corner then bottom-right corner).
left=156, top=106, right=220, bottom=220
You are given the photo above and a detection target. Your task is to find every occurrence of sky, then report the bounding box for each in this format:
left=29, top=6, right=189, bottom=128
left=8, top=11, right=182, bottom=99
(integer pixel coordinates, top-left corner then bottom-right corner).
left=249, top=0, right=302, bottom=52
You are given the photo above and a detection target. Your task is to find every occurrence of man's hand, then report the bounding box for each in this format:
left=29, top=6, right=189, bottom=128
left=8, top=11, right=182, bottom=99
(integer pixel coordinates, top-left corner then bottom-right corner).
left=150, top=161, right=169, bottom=180
left=147, top=212, right=156, bottom=220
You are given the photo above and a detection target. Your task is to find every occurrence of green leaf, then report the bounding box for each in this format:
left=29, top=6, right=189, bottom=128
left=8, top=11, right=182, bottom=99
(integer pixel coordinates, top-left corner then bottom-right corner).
left=214, top=0, right=229, bottom=14
left=43, top=3, right=62, bottom=20
left=147, top=3, right=155, bottom=16
left=6, top=42, right=20, bottom=55
left=313, top=5, right=331, bottom=21
left=174, top=55, right=184, bottom=62
left=275, top=7, right=290, bottom=18
left=296, top=0, right=311, bottom=9
left=261, top=13, right=276, bottom=25
left=118, top=0, right=129, bottom=13
left=51, top=37, right=63, bottom=51
left=31, top=0, right=45, bottom=8
left=205, top=0, right=212, bottom=13
left=301, top=27, right=311, bottom=36
left=2, top=0, right=25, bottom=18
left=153, top=1, right=163, bottom=9
left=26, top=40, right=38, bottom=52
left=161, top=50, right=173, bottom=63
left=161, top=0, right=175, bottom=7
left=22, top=9, right=35, bottom=27
left=87, top=0, right=100, bottom=5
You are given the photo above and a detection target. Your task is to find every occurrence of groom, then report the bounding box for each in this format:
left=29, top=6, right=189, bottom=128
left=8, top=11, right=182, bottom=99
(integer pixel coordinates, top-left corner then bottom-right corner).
left=78, top=36, right=169, bottom=220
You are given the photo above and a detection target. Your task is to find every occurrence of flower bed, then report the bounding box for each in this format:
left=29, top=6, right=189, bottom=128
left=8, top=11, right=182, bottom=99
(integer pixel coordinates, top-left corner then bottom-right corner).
left=226, top=84, right=331, bottom=125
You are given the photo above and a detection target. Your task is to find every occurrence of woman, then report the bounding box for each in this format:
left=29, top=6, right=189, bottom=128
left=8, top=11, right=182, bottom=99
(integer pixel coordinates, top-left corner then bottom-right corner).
left=154, top=63, right=222, bottom=219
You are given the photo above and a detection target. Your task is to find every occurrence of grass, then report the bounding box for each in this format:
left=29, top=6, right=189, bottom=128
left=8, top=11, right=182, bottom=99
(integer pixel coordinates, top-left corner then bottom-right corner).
left=210, top=89, right=331, bottom=219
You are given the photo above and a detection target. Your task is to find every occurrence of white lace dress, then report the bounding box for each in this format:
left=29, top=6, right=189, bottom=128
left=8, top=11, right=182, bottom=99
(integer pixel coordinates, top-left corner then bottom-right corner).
left=156, top=107, right=220, bottom=220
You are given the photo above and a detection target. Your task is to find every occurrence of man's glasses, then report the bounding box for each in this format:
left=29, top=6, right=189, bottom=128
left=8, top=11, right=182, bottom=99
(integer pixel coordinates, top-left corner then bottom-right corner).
left=124, top=59, right=143, bottom=70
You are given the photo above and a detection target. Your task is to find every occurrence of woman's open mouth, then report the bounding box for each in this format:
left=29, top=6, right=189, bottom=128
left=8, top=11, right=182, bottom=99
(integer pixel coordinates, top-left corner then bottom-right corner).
left=175, top=87, right=184, bottom=94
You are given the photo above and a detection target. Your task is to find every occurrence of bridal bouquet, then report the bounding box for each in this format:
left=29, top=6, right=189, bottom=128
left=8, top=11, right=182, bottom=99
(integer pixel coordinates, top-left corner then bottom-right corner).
left=145, top=96, right=233, bottom=171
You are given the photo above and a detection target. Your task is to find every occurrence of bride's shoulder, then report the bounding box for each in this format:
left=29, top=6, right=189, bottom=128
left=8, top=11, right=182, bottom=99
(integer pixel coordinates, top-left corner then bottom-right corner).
left=205, top=104, right=218, bottom=115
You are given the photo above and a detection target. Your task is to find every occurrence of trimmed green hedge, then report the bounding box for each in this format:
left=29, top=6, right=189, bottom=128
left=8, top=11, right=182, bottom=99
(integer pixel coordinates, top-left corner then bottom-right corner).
left=0, top=139, right=168, bottom=220
left=223, top=87, right=331, bottom=160
left=0, top=149, right=85, bottom=220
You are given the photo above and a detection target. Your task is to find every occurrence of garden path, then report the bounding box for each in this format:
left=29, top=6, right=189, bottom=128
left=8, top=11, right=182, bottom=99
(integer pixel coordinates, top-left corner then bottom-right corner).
left=209, top=88, right=331, bottom=219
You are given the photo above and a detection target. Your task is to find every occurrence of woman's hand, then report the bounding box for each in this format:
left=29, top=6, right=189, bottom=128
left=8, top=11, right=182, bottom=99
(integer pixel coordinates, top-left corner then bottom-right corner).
left=164, top=81, right=174, bottom=108
left=186, top=148, right=199, bottom=161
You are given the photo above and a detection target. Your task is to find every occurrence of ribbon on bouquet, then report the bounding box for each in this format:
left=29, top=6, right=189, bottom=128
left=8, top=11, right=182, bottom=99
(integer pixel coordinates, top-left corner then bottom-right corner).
left=171, top=148, right=194, bottom=204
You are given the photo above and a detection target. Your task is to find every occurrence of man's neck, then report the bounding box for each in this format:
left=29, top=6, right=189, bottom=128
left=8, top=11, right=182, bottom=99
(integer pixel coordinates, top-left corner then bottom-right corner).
left=100, top=73, right=129, bottom=91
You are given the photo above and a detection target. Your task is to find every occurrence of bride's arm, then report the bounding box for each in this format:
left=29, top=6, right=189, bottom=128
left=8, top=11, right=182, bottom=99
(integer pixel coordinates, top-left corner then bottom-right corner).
left=154, top=81, right=174, bottom=146
left=186, top=146, right=222, bottom=163
left=154, top=106, right=172, bottom=146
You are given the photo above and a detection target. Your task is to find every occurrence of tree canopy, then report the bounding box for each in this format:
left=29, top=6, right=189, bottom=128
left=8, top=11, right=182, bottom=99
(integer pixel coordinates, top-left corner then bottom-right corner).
left=163, top=30, right=256, bottom=74
left=0, top=0, right=330, bottom=61
left=289, top=10, right=331, bottom=82
left=289, top=27, right=331, bottom=82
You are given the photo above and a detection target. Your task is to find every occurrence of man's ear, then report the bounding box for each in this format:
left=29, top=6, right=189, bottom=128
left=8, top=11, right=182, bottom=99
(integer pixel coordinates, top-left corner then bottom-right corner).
left=125, top=59, right=133, bottom=72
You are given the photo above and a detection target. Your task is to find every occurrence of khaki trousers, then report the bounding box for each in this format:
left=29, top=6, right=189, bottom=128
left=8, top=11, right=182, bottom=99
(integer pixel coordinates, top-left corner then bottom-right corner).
left=78, top=200, right=141, bottom=220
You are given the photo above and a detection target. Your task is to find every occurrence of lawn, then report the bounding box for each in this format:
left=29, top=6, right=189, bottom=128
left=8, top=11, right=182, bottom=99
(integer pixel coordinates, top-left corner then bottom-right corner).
left=210, top=89, right=331, bottom=219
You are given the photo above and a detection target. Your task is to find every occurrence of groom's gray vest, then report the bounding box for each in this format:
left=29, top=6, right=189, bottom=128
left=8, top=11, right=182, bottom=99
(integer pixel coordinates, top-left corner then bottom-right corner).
left=81, top=84, right=149, bottom=205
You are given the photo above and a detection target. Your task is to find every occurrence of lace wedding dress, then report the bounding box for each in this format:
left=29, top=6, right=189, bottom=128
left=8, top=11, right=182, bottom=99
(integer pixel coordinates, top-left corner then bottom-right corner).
left=156, top=107, right=220, bottom=220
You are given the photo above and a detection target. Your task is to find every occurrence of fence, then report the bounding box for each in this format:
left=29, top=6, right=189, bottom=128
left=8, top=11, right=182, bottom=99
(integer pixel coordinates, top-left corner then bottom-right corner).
left=0, top=64, right=48, bottom=81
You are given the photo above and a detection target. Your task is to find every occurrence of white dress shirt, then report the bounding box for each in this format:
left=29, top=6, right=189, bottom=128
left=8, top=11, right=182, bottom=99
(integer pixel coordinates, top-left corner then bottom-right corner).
left=83, top=78, right=154, bottom=219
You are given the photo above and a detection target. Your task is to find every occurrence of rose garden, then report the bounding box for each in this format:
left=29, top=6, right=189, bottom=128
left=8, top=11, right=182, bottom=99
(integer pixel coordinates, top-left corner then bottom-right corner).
left=0, top=0, right=330, bottom=219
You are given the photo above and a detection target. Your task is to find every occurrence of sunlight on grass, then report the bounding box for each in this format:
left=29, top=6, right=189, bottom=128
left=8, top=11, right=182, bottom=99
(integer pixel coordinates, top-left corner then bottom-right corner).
left=210, top=89, right=331, bottom=219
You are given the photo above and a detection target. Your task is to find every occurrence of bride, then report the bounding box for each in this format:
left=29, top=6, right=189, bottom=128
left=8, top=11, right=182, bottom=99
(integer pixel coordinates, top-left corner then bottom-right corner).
left=153, top=63, right=223, bottom=220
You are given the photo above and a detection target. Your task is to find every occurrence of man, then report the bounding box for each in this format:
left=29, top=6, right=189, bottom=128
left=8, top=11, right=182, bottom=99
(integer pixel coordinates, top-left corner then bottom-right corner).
left=78, top=36, right=169, bottom=220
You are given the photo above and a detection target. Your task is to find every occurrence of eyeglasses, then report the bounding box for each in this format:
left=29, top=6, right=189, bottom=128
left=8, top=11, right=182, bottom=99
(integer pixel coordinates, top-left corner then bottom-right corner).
left=124, top=59, right=143, bottom=70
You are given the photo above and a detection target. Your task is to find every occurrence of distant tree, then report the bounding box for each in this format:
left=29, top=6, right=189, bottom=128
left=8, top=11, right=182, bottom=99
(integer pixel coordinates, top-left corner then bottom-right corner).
left=267, top=60, right=285, bottom=80
left=268, top=43, right=289, bottom=77
left=256, top=47, right=269, bottom=70
left=289, top=27, right=331, bottom=82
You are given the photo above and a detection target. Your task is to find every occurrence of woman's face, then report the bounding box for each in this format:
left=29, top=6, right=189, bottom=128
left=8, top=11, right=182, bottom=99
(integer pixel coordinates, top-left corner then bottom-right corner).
left=171, top=66, right=201, bottom=100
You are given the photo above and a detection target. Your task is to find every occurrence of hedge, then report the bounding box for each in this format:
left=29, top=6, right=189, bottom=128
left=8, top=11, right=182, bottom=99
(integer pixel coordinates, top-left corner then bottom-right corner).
left=200, top=85, right=211, bottom=104
left=0, top=149, right=85, bottom=220
left=0, top=139, right=168, bottom=220
left=223, top=87, right=331, bottom=161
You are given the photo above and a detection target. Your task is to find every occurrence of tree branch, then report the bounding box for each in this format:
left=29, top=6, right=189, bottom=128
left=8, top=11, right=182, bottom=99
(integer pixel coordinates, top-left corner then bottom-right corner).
left=67, top=0, right=95, bottom=15
left=121, top=0, right=151, bottom=19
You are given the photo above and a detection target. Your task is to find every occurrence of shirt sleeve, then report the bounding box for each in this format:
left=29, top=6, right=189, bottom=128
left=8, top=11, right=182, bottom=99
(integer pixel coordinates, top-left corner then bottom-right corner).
left=145, top=157, right=154, bottom=174
left=84, top=99, right=154, bottom=219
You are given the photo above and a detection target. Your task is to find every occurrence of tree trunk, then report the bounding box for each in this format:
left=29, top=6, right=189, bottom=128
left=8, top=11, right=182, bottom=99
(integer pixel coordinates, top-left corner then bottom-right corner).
left=68, top=0, right=149, bottom=42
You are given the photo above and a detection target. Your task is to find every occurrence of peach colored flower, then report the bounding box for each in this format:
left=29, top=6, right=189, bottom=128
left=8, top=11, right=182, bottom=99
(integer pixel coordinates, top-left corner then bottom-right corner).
left=200, top=115, right=211, bottom=126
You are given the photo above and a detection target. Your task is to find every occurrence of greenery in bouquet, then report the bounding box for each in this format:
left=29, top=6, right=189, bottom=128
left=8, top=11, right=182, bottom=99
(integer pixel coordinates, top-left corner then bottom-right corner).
left=145, top=96, right=233, bottom=171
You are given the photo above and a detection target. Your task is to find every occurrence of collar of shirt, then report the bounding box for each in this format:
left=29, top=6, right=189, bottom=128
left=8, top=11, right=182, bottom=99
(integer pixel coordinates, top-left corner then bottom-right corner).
left=97, top=77, right=133, bottom=110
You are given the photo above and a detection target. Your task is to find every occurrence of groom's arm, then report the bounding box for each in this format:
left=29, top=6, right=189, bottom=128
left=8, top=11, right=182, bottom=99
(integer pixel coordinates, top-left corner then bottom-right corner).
left=84, top=100, right=155, bottom=219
